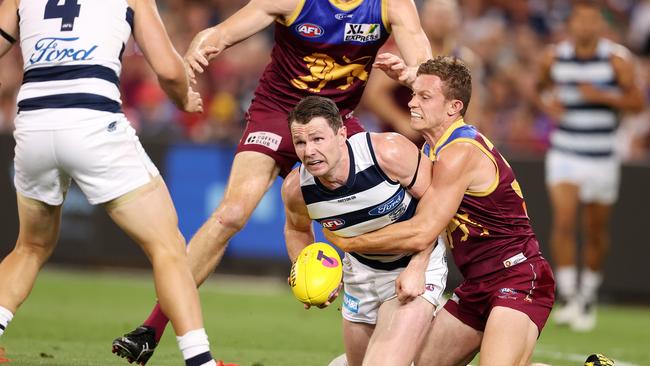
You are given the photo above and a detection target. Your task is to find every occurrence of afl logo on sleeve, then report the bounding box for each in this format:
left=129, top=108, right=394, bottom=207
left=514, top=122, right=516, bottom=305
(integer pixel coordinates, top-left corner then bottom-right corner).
left=296, top=23, right=324, bottom=38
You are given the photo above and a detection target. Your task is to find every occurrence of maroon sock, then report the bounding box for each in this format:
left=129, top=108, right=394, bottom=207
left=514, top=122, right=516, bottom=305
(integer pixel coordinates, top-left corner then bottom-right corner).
left=142, top=303, right=169, bottom=343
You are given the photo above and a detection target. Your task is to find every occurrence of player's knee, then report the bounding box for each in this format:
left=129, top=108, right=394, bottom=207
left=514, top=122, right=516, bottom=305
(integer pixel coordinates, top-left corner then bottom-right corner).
left=15, top=235, right=56, bottom=262
left=211, top=202, right=251, bottom=232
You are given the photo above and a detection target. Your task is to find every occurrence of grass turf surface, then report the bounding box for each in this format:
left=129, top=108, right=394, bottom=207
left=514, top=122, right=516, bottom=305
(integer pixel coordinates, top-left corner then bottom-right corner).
left=0, top=268, right=648, bottom=366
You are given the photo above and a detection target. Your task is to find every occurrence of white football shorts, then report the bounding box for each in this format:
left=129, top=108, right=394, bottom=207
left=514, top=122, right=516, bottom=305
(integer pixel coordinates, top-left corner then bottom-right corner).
left=341, top=240, right=448, bottom=324
left=13, top=116, right=159, bottom=206
left=545, top=149, right=620, bottom=204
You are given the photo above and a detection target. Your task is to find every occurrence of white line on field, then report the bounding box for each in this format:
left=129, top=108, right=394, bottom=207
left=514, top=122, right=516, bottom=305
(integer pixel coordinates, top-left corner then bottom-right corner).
left=535, top=348, right=640, bottom=366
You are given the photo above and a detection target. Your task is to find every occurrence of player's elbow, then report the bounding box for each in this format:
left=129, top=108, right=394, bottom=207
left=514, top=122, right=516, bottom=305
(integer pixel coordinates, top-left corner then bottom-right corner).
left=154, top=61, right=187, bottom=86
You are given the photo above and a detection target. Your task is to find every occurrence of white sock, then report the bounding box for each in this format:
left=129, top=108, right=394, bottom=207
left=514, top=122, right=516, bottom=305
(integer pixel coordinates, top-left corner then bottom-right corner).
left=555, top=266, right=577, bottom=300
left=0, top=306, right=13, bottom=336
left=177, top=328, right=216, bottom=366
left=580, top=268, right=603, bottom=303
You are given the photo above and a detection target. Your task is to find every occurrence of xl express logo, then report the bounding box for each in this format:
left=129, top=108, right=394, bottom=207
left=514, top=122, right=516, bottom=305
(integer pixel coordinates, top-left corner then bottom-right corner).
left=344, top=23, right=380, bottom=42
left=296, top=23, right=324, bottom=38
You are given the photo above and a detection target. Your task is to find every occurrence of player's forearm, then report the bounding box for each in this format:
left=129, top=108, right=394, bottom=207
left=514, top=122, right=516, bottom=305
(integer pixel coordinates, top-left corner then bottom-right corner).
left=285, top=229, right=314, bottom=263
left=600, top=91, right=645, bottom=113
left=341, top=220, right=434, bottom=254
left=404, top=240, right=435, bottom=272
left=157, top=71, right=189, bottom=109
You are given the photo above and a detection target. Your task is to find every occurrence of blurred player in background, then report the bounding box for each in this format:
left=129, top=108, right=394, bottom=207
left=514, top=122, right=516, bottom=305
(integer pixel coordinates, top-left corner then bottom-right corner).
left=535, top=0, right=645, bottom=332
left=0, top=0, right=220, bottom=365
left=362, top=0, right=483, bottom=144
left=326, top=56, right=555, bottom=366
left=113, top=0, right=433, bottom=364
left=283, top=96, right=446, bottom=366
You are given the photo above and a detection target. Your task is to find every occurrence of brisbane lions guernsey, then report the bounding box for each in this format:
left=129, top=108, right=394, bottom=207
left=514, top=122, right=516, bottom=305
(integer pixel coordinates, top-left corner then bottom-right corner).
left=422, top=119, right=542, bottom=279
left=255, top=0, right=391, bottom=116
left=300, top=133, right=417, bottom=270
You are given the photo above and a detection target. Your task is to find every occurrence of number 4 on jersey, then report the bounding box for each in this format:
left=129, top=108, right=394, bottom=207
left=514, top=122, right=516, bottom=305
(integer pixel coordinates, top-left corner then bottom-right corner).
left=44, top=0, right=81, bottom=32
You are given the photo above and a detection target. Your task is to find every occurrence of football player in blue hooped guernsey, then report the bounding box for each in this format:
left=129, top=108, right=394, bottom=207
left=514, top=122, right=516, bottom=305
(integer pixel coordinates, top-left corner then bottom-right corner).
left=0, top=0, right=220, bottom=365
left=283, top=95, right=448, bottom=366
left=114, top=0, right=433, bottom=364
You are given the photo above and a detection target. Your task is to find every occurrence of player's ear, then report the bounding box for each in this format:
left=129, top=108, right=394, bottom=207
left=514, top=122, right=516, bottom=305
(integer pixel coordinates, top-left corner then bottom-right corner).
left=447, top=99, right=463, bottom=116
left=338, top=125, right=347, bottom=142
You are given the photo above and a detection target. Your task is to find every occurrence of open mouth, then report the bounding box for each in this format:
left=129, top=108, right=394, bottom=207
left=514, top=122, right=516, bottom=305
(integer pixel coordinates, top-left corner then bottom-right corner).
left=410, top=111, right=423, bottom=119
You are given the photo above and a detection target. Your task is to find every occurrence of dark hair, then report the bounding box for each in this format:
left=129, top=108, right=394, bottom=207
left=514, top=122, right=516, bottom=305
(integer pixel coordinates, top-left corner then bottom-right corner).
left=568, top=0, right=602, bottom=20
left=287, top=96, right=343, bottom=132
left=416, top=56, right=472, bottom=116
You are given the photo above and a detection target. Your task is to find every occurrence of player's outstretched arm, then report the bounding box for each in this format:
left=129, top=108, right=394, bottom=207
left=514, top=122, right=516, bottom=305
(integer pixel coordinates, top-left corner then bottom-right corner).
left=131, top=0, right=191, bottom=111
left=385, top=0, right=431, bottom=86
left=0, top=0, right=19, bottom=59
left=325, top=142, right=483, bottom=254
left=184, top=0, right=299, bottom=81
left=282, top=169, right=315, bottom=263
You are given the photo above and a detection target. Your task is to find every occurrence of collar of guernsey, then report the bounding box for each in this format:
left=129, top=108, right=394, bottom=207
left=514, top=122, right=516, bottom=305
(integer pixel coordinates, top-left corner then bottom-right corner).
left=421, top=118, right=471, bottom=160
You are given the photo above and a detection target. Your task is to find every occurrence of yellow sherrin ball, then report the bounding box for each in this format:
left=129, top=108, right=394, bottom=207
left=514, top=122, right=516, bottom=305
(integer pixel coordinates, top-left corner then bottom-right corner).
left=290, top=242, right=343, bottom=306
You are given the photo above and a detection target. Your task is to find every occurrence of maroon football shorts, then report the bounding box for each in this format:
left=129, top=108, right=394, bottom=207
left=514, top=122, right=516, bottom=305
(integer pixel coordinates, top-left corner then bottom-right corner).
left=444, top=258, right=555, bottom=334
left=237, top=101, right=365, bottom=178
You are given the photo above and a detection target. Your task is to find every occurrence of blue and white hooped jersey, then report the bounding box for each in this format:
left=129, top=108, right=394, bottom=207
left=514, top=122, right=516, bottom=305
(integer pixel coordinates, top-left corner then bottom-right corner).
left=300, top=133, right=417, bottom=270
left=16, top=0, right=133, bottom=130
left=550, top=39, right=626, bottom=158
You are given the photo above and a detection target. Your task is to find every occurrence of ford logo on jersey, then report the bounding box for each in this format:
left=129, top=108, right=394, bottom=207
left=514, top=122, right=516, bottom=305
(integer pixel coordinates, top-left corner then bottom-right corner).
left=296, top=23, right=324, bottom=38
left=29, top=37, right=98, bottom=65
left=368, top=190, right=405, bottom=216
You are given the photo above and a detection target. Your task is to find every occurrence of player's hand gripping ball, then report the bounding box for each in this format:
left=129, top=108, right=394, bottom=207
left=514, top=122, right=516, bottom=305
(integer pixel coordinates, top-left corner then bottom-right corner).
left=290, top=242, right=343, bottom=306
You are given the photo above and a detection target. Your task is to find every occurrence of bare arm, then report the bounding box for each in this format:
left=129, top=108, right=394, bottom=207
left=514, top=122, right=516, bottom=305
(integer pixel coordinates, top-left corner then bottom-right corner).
left=370, top=132, right=432, bottom=199
left=325, top=141, right=493, bottom=253
left=0, top=0, right=18, bottom=59
left=579, top=52, right=645, bottom=112
left=282, top=169, right=315, bottom=263
left=362, top=70, right=421, bottom=142
left=184, top=0, right=298, bottom=79
left=532, top=46, right=564, bottom=121
left=376, top=0, right=431, bottom=86
left=131, top=0, right=189, bottom=109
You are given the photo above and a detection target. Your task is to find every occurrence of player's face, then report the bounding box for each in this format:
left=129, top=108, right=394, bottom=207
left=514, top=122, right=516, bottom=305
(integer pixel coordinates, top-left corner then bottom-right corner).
left=422, top=1, right=459, bottom=40
left=569, top=6, right=604, bottom=45
left=408, top=74, right=451, bottom=130
left=291, top=117, right=346, bottom=177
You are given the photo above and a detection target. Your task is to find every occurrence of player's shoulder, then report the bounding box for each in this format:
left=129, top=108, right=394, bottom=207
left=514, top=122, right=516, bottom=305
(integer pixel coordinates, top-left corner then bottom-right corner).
left=281, top=168, right=303, bottom=202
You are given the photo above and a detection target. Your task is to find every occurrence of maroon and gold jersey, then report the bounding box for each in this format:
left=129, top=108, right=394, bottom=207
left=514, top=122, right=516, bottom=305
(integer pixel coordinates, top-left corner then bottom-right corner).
left=253, top=0, right=391, bottom=117
left=422, top=119, right=542, bottom=279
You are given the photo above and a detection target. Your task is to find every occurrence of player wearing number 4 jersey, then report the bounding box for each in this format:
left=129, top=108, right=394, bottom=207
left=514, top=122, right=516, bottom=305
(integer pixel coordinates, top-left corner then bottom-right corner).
left=0, top=0, right=219, bottom=365
left=113, top=0, right=433, bottom=364
left=326, top=56, right=555, bottom=366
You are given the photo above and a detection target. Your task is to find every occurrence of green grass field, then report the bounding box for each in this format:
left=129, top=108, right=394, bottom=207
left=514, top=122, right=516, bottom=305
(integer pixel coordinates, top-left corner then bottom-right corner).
left=0, top=268, right=648, bottom=366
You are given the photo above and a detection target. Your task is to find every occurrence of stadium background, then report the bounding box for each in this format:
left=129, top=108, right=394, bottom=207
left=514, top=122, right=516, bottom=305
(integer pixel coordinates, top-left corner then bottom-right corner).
left=0, top=0, right=649, bottom=365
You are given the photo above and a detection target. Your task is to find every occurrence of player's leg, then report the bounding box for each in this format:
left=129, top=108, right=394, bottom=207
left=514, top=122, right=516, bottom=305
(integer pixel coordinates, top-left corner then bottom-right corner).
left=342, top=319, right=373, bottom=366
left=106, top=177, right=216, bottom=364
left=547, top=182, right=580, bottom=324
left=415, top=307, right=482, bottom=366
left=479, top=306, right=539, bottom=366
left=187, top=151, right=280, bottom=286
left=0, top=194, right=62, bottom=335
left=363, top=297, right=434, bottom=366
left=572, top=202, right=611, bottom=331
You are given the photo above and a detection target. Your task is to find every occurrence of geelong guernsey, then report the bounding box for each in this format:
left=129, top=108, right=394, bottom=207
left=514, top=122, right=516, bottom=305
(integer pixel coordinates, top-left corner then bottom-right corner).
left=549, top=39, right=626, bottom=157
left=16, top=0, right=133, bottom=130
left=300, top=132, right=417, bottom=270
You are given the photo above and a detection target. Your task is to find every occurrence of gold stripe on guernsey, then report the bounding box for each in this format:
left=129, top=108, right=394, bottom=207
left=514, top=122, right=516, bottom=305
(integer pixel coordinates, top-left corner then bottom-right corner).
left=432, top=118, right=466, bottom=154
left=277, top=0, right=306, bottom=26
left=381, top=0, right=391, bottom=33
left=329, top=0, right=364, bottom=11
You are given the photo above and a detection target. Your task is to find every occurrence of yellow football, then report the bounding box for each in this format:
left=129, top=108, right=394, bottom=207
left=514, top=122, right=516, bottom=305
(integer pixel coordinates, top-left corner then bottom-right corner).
left=290, top=242, right=343, bottom=306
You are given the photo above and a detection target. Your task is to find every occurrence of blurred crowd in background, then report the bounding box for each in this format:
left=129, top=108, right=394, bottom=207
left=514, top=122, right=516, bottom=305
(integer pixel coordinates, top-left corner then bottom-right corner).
left=1, top=0, right=649, bottom=161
